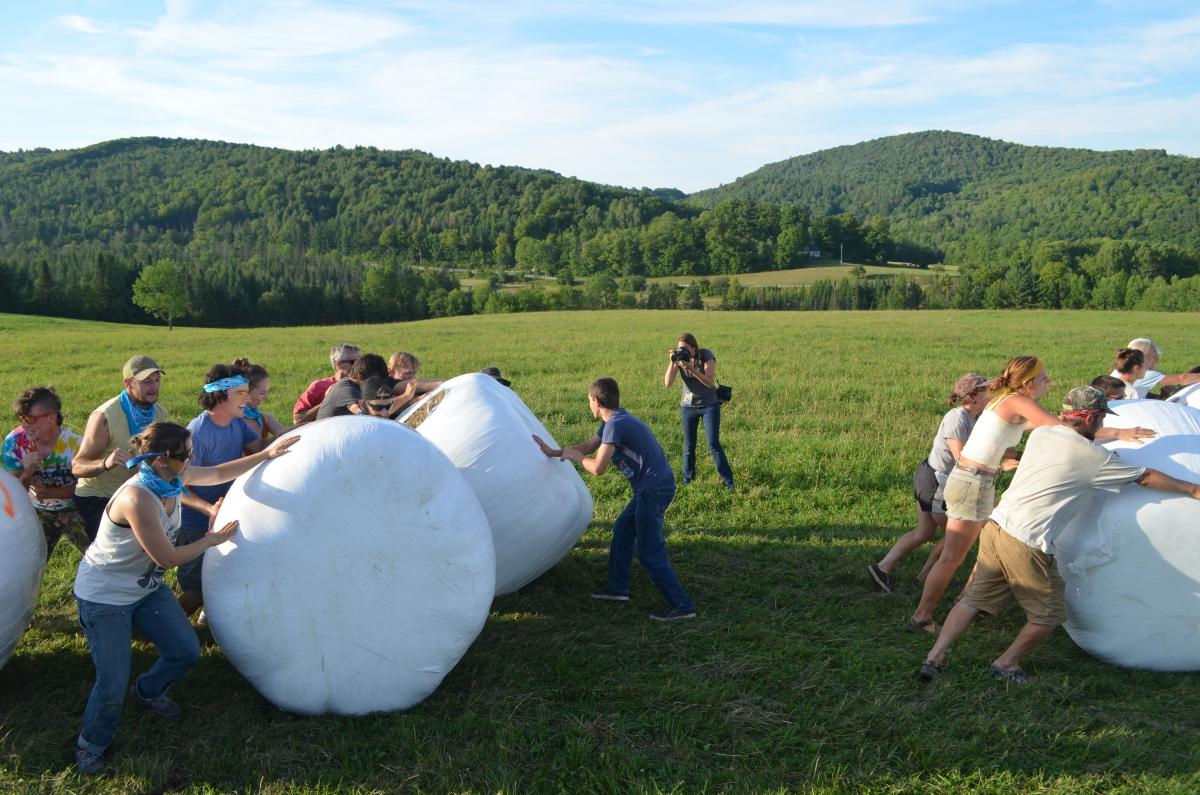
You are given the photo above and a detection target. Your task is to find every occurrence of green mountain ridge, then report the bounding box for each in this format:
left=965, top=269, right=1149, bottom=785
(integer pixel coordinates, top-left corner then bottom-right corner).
left=687, top=130, right=1200, bottom=257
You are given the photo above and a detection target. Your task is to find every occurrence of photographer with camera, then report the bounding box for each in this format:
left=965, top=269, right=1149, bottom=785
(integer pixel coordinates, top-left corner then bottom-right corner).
left=663, top=333, right=734, bottom=491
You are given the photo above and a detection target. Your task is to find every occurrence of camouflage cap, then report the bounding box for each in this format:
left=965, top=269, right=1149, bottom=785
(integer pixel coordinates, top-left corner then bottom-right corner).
left=1062, top=385, right=1117, bottom=415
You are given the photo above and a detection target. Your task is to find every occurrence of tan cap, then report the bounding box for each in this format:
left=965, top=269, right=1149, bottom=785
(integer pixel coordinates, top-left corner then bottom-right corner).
left=122, top=355, right=164, bottom=381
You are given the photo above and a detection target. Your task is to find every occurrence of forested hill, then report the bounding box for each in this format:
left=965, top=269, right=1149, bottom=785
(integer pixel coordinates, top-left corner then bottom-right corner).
left=688, top=131, right=1200, bottom=260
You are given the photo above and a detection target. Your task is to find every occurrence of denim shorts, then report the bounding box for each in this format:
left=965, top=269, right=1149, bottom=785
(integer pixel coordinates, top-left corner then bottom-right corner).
left=942, top=466, right=996, bottom=522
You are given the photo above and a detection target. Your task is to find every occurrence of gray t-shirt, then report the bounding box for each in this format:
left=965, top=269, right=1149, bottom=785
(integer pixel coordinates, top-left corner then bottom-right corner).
left=926, top=406, right=976, bottom=475
left=990, top=425, right=1145, bottom=555
left=316, top=378, right=362, bottom=420
left=680, top=348, right=718, bottom=407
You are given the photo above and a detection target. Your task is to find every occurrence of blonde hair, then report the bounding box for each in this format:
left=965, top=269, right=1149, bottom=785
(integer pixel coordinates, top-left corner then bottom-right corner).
left=389, top=351, right=421, bottom=373
left=986, top=356, right=1044, bottom=407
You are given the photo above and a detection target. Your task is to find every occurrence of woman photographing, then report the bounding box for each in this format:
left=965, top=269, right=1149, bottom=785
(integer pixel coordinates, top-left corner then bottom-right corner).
left=72, top=421, right=298, bottom=774
left=664, top=333, right=734, bottom=491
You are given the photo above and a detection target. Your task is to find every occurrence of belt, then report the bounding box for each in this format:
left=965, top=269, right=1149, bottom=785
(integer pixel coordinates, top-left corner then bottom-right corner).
left=955, top=461, right=997, bottom=478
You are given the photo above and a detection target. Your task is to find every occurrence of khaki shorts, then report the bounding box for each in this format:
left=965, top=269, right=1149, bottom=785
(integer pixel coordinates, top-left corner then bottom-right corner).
left=959, top=520, right=1067, bottom=626
left=942, top=467, right=996, bottom=522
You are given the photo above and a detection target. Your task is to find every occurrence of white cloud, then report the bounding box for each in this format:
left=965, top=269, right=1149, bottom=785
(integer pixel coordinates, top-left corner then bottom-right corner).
left=54, top=15, right=104, bottom=35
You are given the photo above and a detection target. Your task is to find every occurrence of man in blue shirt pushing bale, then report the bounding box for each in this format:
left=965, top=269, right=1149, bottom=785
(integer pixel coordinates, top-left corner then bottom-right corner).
left=535, top=377, right=696, bottom=621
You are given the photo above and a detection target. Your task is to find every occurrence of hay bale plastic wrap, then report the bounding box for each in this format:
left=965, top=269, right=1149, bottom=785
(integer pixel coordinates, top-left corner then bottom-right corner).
left=1054, top=399, right=1200, bottom=671
left=398, top=373, right=593, bottom=595
left=1167, top=382, right=1200, bottom=410
left=0, top=469, right=46, bottom=671
left=203, top=417, right=495, bottom=715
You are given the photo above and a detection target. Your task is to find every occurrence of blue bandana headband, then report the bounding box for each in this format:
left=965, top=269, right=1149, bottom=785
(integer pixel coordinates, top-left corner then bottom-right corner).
left=203, top=375, right=249, bottom=393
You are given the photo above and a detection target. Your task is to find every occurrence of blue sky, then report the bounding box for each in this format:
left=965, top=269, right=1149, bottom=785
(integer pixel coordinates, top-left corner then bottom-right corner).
left=2, top=1, right=1199, bottom=192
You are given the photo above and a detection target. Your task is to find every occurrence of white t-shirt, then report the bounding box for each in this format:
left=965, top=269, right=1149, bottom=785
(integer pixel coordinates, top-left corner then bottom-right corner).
left=990, top=425, right=1145, bottom=555
left=1110, top=368, right=1165, bottom=399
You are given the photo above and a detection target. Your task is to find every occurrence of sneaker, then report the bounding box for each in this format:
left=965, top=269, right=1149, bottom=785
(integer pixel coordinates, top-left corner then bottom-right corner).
left=129, top=683, right=182, bottom=719
left=867, top=563, right=892, bottom=594
left=75, top=747, right=105, bottom=775
left=196, top=609, right=208, bottom=627
left=590, top=588, right=630, bottom=602
left=722, top=481, right=735, bottom=492
left=649, top=607, right=697, bottom=621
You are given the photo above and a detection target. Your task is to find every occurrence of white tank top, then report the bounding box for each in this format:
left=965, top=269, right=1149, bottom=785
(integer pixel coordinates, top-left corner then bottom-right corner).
left=74, top=480, right=181, bottom=606
left=958, top=396, right=1025, bottom=469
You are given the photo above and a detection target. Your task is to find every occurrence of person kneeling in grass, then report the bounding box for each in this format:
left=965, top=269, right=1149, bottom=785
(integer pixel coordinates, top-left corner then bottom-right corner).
left=533, top=377, right=696, bottom=621
left=919, top=386, right=1200, bottom=686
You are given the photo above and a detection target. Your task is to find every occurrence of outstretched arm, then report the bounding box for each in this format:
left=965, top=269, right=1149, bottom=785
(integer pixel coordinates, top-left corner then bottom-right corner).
left=185, top=436, right=299, bottom=486
left=1137, top=468, right=1200, bottom=499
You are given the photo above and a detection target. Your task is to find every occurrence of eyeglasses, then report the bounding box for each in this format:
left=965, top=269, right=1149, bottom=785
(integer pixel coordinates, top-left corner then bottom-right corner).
left=17, top=411, right=55, bottom=424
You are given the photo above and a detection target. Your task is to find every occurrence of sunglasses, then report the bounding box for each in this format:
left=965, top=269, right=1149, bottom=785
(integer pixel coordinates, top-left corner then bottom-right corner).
left=162, top=449, right=194, bottom=475
left=366, top=401, right=393, bottom=412
left=17, top=411, right=56, bottom=424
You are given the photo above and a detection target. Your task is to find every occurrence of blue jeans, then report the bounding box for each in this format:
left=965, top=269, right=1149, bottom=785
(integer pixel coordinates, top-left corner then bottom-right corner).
left=76, top=587, right=201, bottom=756
left=608, top=481, right=694, bottom=611
left=681, top=402, right=733, bottom=487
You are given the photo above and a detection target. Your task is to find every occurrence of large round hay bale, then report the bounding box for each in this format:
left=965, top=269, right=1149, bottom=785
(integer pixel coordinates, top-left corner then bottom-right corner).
left=398, top=373, right=592, bottom=595
left=0, top=469, right=46, bottom=671
left=1055, top=400, right=1200, bottom=671
left=203, top=417, right=495, bottom=715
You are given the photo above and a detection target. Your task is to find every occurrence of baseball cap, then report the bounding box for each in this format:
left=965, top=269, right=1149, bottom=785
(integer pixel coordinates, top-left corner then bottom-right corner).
left=1062, top=386, right=1117, bottom=415
left=953, top=373, right=988, bottom=398
left=122, top=355, right=164, bottom=381
left=360, top=376, right=393, bottom=408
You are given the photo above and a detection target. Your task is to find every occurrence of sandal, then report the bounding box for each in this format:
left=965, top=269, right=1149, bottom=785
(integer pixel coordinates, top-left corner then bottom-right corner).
left=987, top=663, right=1032, bottom=685
left=907, top=618, right=938, bottom=635
left=919, top=658, right=947, bottom=681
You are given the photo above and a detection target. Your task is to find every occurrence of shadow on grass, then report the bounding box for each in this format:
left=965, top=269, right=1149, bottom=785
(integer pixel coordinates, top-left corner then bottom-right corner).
left=3, top=529, right=1199, bottom=791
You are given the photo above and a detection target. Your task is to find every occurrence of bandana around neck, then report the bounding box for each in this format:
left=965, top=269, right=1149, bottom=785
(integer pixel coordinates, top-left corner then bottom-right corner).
left=138, top=460, right=184, bottom=499
left=242, top=404, right=263, bottom=423
left=119, top=390, right=157, bottom=436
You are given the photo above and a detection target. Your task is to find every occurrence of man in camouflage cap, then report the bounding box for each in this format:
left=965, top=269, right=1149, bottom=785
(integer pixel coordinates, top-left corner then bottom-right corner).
left=918, top=386, right=1200, bottom=685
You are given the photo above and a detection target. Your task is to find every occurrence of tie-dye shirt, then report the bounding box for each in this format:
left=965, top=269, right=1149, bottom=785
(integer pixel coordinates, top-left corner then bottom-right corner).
left=1, top=425, right=83, bottom=511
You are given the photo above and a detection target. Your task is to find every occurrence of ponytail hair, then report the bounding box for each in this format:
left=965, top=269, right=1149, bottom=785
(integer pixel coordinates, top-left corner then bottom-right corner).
left=130, top=421, right=190, bottom=460
left=233, top=357, right=270, bottom=388
left=1113, top=347, right=1144, bottom=375
left=986, top=356, right=1044, bottom=407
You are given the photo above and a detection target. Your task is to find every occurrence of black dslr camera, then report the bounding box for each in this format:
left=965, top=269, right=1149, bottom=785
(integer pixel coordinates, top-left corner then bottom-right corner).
left=671, top=347, right=692, bottom=364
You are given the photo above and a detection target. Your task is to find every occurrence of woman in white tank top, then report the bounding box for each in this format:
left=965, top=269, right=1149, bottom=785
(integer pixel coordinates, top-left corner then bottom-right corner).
left=908, top=356, right=1156, bottom=634
left=907, top=356, right=1056, bottom=634
left=72, top=421, right=297, bottom=775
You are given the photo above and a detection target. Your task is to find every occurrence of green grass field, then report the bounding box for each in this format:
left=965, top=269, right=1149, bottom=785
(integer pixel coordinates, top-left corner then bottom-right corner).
left=645, top=262, right=957, bottom=288
left=2, top=309, right=1199, bottom=794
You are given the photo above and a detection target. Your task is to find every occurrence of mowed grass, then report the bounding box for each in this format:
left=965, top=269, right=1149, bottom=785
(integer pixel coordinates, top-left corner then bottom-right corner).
left=1, top=309, right=1199, bottom=794
left=645, top=262, right=957, bottom=288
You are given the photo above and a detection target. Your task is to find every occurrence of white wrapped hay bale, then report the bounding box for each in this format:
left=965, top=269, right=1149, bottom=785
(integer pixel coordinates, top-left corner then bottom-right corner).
left=203, top=417, right=495, bottom=715
left=1167, top=382, right=1200, bottom=410
left=1054, top=400, right=1200, bottom=671
left=398, top=373, right=593, bottom=596
left=0, top=469, right=46, bottom=671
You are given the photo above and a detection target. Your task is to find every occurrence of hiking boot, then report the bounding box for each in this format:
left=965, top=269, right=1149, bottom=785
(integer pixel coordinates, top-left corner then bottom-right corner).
left=590, top=588, right=630, bottom=602
left=75, top=747, right=105, bottom=775
left=649, top=607, right=697, bottom=621
left=867, top=563, right=892, bottom=593
left=129, top=683, right=182, bottom=719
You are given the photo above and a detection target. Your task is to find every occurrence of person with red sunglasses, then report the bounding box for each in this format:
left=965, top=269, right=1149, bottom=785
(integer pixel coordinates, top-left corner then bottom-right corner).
left=2, top=385, right=89, bottom=555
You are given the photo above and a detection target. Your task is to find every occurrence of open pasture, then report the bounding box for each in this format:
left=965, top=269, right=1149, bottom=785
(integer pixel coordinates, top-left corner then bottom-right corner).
left=1, top=309, right=1199, bottom=794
